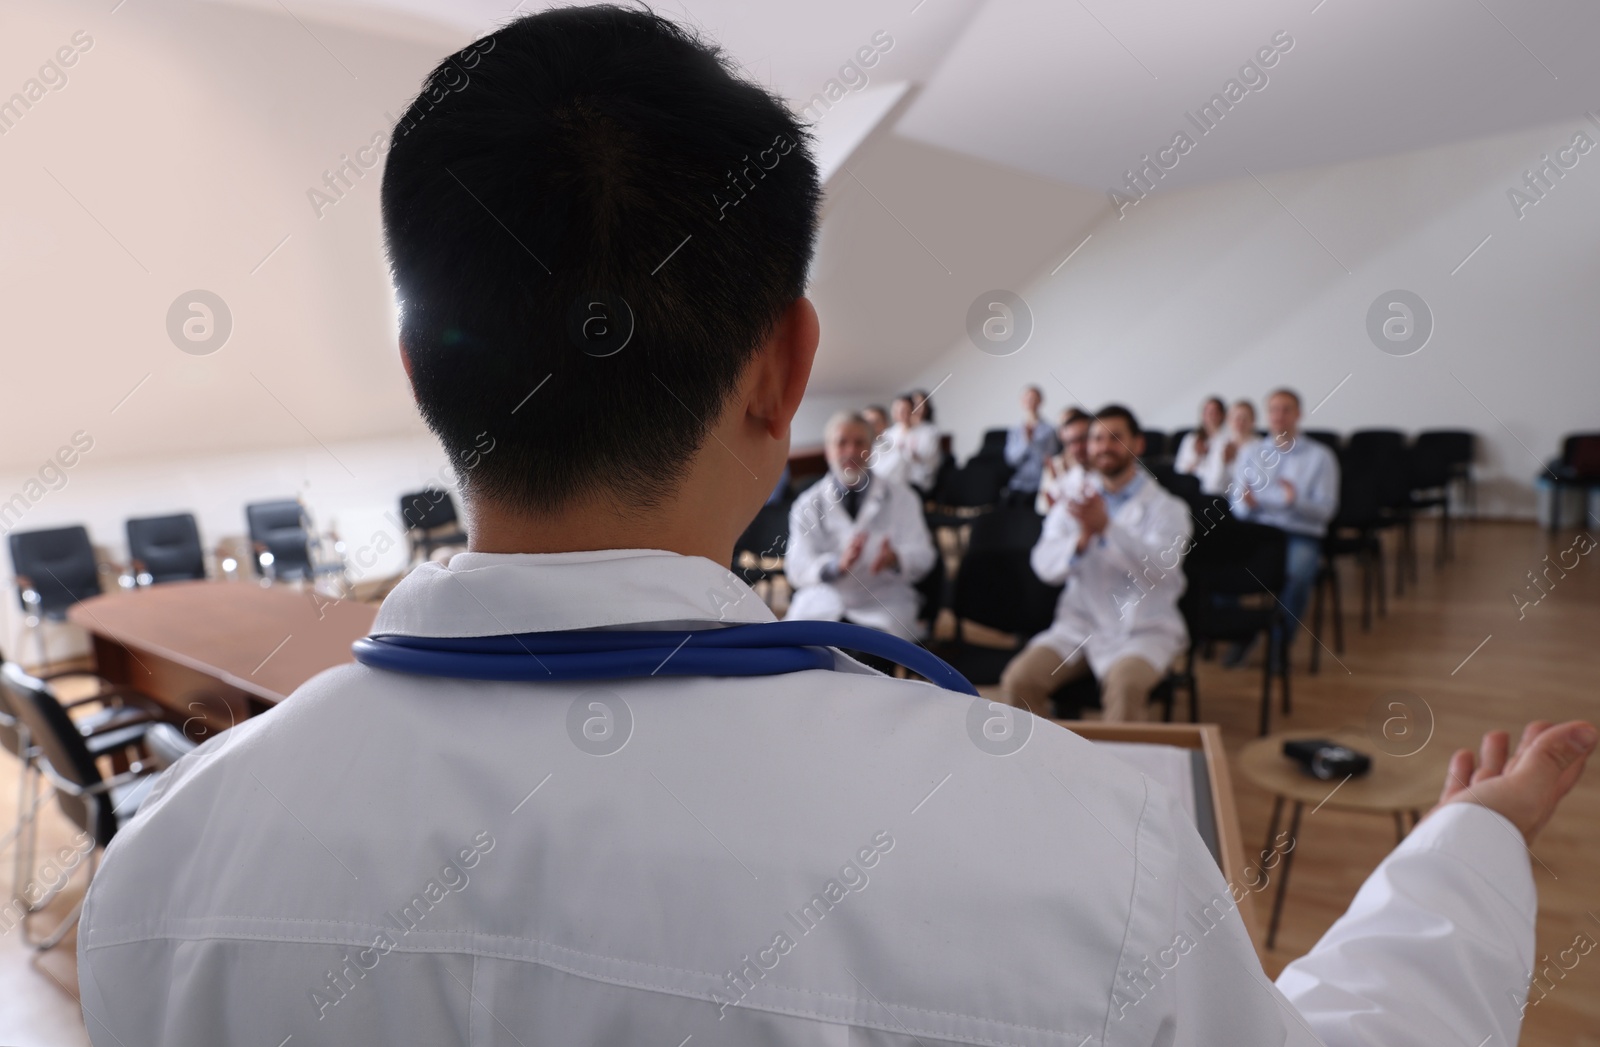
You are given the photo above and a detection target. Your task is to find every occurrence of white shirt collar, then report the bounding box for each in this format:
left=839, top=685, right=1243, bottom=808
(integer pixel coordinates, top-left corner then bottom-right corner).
left=370, top=549, right=775, bottom=638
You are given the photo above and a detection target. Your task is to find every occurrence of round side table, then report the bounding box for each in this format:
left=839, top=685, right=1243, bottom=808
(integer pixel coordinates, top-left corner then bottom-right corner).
left=1236, top=727, right=1444, bottom=949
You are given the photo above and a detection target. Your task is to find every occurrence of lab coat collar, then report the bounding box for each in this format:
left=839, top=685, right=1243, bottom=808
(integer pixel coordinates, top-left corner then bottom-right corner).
left=370, top=549, right=776, bottom=639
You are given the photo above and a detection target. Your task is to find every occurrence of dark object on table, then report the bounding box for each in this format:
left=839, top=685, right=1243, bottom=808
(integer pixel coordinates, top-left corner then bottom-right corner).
left=1283, top=737, right=1372, bottom=780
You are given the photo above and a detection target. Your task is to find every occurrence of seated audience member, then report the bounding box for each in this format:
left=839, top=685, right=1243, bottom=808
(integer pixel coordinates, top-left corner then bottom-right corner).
left=879, top=391, right=942, bottom=496
left=1189, top=398, right=1262, bottom=495
left=871, top=394, right=913, bottom=486
left=861, top=403, right=890, bottom=440
left=1003, top=384, right=1061, bottom=501
left=1000, top=405, right=1192, bottom=721
left=785, top=411, right=935, bottom=641
left=1227, top=388, right=1339, bottom=664
left=1035, top=406, right=1091, bottom=515
left=1174, top=396, right=1227, bottom=489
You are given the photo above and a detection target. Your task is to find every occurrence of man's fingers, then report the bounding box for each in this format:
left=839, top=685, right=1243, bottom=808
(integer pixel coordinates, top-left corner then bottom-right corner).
left=1440, top=748, right=1476, bottom=805
left=1473, top=730, right=1510, bottom=782
left=1512, top=721, right=1598, bottom=795
left=1506, top=720, right=1553, bottom=773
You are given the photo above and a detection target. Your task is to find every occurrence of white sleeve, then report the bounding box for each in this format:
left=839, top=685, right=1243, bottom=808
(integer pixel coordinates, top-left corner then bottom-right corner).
left=1174, top=433, right=1201, bottom=475
left=1104, top=775, right=1325, bottom=1047
left=783, top=493, right=837, bottom=589
left=1276, top=803, right=1537, bottom=1047
left=889, top=484, right=936, bottom=582
left=1030, top=500, right=1083, bottom=585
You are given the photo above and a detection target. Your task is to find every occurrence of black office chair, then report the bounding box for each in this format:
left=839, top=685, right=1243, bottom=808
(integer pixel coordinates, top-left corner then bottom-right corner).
left=1546, top=432, right=1600, bottom=532
left=1310, top=456, right=1389, bottom=674
left=142, top=721, right=200, bottom=771
left=1302, top=430, right=1343, bottom=453
left=973, top=429, right=1010, bottom=461
left=913, top=545, right=948, bottom=637
left=925, top=460, right=1013, bottom=543
left=1179, top=518, right=1289, bottom=736
left=245, top=500, right=347, bottom=589
left=9, top=525, right=103, bottom=670
left=1407, top=433, right=1472, bottom=565
left=125, top=513, right=206, bottom=585
left=1, top=662, right=162, bottom=950
left=399, top=489, right=470, bottom=562
left=931, top=508, right=1061, bottom=686
left=1141, top=430, right=1169, bottom=459
left=1345, top=430, right=1415, bottom=594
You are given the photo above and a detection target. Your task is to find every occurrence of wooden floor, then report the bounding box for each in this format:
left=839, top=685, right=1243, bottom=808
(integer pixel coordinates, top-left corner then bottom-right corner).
left=2, top=519, right=1597, bottom=1044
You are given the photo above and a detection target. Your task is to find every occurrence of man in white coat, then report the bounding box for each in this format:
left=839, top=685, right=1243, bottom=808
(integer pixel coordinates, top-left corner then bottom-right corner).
left=1000, top=405, right=1192, bottom=722
left=784, top=412, right=935, bottom=641
left=79, top=8, right=1595, bottom=1047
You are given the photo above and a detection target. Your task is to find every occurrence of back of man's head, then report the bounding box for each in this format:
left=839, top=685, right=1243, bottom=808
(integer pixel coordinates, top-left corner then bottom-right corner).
left=382, top=5, right=821, bottom=514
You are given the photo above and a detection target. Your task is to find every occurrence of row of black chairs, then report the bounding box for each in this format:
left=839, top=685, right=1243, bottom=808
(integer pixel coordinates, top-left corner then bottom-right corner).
left=7, top=491, right=470, bottom=670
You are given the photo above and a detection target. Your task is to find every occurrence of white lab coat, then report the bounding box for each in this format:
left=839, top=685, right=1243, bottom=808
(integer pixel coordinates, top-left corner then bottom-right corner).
left=1029, top=471, right=1192, bottom=678
left=784, top=473, right=935, bottom=640
left=873, top=421, right=941, bottom=492
left=79, top=549, right=1538, bottom=1047
left=1034, top=458, right=1088, bottom=516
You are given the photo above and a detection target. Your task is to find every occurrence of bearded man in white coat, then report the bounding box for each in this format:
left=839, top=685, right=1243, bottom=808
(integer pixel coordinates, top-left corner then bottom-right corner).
left=1000, top=405, right=1192, bottom=722
left=77, top=9, right=1597, bottom=1047
left=784, top=411, right=935, bottom=641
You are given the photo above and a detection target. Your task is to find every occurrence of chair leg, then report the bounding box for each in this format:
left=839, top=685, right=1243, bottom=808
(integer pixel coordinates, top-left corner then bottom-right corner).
left=1309, top=572, right=1324, bottom=676
left=1279, top=627, right=1291, bottom=715
left=1395, top=521, right=1409, bottom=597
left=1330, top=562, right=1345, bottom=654
left=1185, top=648, right=1200, bottom=724
left=1374, top=538, right=1388, bottom=618
left=1258, top=639, right=1272, bottom=737
left=23, top=849, right=99, bottom=952
left=1359, top=546, right=1373, bottom=632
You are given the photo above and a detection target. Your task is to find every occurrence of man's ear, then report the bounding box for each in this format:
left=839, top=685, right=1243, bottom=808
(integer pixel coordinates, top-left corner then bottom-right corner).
left=399, top=338, right=415, bottom=382
left=750, top=297, right=819, bottom=439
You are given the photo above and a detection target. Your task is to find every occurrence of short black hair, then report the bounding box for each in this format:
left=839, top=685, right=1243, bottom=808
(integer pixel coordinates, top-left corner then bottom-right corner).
left=381, top=5, right=821, bottom=512
left=1092, top=403, right=1142, bottom=438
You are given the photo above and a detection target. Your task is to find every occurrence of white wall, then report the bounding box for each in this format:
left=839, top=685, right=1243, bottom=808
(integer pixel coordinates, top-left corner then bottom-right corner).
left=911, top=117, right=1600, bottom=518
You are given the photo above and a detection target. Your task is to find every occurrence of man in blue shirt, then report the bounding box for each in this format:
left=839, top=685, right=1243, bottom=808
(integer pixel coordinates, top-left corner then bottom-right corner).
left=1226, top=388, right=1339, bottom=663
left=1003, top=384, right=1060, bottom=501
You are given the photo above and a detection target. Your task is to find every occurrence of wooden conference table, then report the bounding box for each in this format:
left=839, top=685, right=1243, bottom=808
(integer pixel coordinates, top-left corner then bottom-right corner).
left=69, top=579, right=377, bottom=732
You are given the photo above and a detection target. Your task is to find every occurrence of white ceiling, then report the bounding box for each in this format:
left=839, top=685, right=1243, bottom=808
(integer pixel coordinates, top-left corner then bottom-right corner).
left=219, top=0, right=1600, bottom=193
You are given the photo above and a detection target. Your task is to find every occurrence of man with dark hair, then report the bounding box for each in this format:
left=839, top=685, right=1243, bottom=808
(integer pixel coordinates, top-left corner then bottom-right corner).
left=1001, top=404, right=1192, bottom=721
left=77, top=8, right=1593, bottom=1047
left=1036, top=404, right=1092, bottom=514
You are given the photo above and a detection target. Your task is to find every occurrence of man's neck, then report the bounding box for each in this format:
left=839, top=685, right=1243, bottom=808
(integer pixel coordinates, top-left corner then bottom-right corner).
left=1101, top=463, right=1138, bottom=492
left=1274, top=428, right=1299, bottom=452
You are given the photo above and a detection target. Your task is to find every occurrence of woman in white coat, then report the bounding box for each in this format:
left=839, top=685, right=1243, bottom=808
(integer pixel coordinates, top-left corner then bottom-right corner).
left=786, top=412, right=935, bottom=640
left=874, top=393, right=942, bottom=496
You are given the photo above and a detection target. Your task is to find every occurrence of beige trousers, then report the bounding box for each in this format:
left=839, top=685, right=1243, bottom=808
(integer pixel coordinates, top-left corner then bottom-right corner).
left=998, top=642, right=1162, bottom=722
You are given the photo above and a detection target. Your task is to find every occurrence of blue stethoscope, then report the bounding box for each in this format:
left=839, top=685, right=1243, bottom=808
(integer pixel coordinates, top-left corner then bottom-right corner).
left=352, top=620, right=978, bottom=695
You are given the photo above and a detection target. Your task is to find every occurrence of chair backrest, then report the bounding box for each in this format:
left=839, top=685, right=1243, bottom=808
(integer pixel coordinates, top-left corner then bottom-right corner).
left=1182, top=516, right=1288, bottom=598
left=0, top=662, right=114, bottom=844
left=0, top=659, right=26, bottom=760
left=934, top=459, right=1011, bottom=510
left=9, top=525, right=101, bottom=615
left=244, top=500, right=312, bottom=578
left=1561, top=433, right=1600, bottom=479
left=733, top=502, right=791, bottom=583
left=1148, top=461, right=1202, bottom=506
left=399, top=489, right=461, bottom=533
left=1302, top=429, right=1342, bottom=452
left=1414, top=429, right=1473, bottom=468
left=1332, top=447, right=1388, bottom=527
left=1344, top=430, right=1410, bottom=508
left=126, top=513, right=206, bottom=583
left=1141, top=430, right=1168, bottom=458
left=950, top=508, right=1060, bottom=637
left=974, top=429, right=1010, bottom=460
left=1407, top=432, right=1466, bottom=490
